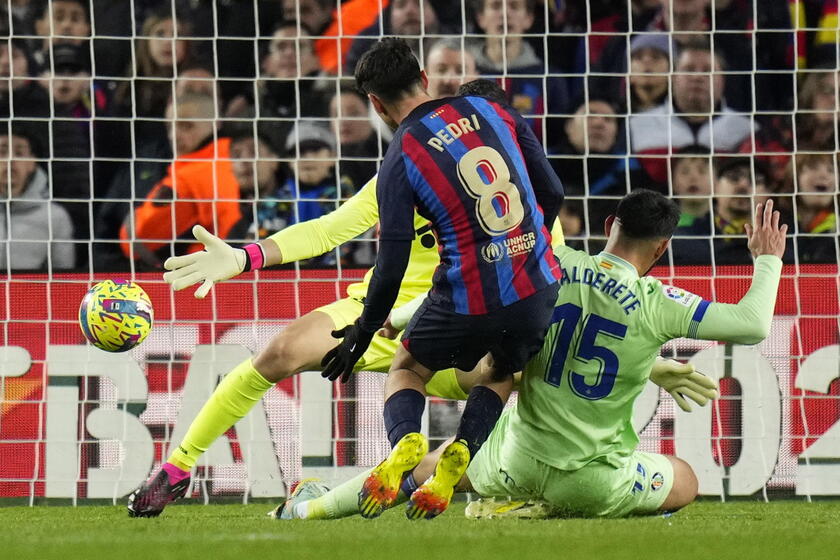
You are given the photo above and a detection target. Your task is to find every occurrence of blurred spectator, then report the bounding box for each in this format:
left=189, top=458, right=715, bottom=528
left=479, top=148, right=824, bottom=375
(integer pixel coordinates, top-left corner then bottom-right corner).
left=89, top=0, right=133, bottom=79
left=257, top=21, right=331, bottom=153
left=796, top=69, right=838, bottom=152
left=284, top=122, right=352, bottom=220
left=593, top=0, right=792, bottom=112
left=0, top=123, right=74, bottom=270
left=627, top=33, right=671, bottom=112
left=424, top=38, right=478, bottom=99
left=650, top=0, right=780, bottom=111
left=468, top=0, right=570, bottom=138
left=713, top=0, right=794, bottom=109
left=41, top=43, right=109, bottom=266
left=671, top=156, right=769, bottom=265
left=797, top=0, right=840, bottom=68
left=225, top=130, right=290, bottom=242
left=344, top=0, right=448, bottom=75
left=787, top=153, right=838, bottom=264
left=31, top=0, right=91, bottom=69
left=282, top=0, right=388, bottom=75
left=329, top=85, right=386, bottom=191
left=670, top=146, right=712, bottom=229
left=119, top=93, right=237, bottom=269
left=282, top=122, right=356, bottom=265
left=551, top=97, right=640, bottom=234
left=173, top=1, right=281, bottom=106
left=0, top=38, right=50, bottom=120
left=174, top=63, right=249, bottom=118
left=469, top=0, right=537, bottom=73
left=95, top=92, right=218, bottom=271
left=629, top=39, right=755, bottom=186
left=585, top=0, right=661, bottom=62
left=558, top=200, right=585, bottom=251
left=175, top=64, right=220, bottom=104
left=113, top=10, right=195, bottom=120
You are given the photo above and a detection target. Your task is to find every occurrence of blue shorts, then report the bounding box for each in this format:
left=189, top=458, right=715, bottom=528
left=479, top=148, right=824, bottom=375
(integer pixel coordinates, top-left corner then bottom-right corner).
left=401, top=283, right=559, bottom=375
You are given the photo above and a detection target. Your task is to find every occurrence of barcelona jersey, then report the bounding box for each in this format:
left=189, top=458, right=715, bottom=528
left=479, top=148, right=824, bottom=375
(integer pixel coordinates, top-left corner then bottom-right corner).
left=377, top=95, right=563, bottom=315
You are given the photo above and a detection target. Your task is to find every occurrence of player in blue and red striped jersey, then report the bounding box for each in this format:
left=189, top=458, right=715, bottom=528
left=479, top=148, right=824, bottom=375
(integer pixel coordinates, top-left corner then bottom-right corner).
left=319, top=38, right=564, bottom=520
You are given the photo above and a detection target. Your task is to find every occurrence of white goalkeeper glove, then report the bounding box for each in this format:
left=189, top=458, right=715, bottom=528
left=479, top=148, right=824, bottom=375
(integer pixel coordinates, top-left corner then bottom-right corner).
left=162, top=225, right=247, bottom=299
left=649, top=358, right=719, bottom=413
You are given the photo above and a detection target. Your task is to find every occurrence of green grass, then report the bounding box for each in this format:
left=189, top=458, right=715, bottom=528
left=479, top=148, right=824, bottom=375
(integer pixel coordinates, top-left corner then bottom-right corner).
left=1, top=501, right=839, bottom=560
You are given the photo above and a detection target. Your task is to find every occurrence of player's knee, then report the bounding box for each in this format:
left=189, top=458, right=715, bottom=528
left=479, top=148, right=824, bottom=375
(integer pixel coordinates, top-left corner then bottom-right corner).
left=254, top=332, right=304, bottom=382
left=662, top=456, right=698, bottom=512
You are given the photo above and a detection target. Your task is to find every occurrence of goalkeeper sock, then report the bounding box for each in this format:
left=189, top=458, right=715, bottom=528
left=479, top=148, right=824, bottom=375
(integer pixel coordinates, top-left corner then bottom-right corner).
left=167, top=359, right=273, bottom=471
left=454, top=386, right=505, bottom=459
left=383, top=389, right=425, bottom=448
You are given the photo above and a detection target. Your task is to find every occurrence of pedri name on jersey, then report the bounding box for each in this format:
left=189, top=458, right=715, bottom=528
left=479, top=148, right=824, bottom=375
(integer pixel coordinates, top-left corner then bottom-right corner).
left=559, top=265, right=641, bottom=315
left=426, top=113, right=482, bottom=152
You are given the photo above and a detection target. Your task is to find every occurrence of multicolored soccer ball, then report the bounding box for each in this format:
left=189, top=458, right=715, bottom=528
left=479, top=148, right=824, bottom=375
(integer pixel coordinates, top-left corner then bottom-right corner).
left=79, top=280, right=154, bottom=352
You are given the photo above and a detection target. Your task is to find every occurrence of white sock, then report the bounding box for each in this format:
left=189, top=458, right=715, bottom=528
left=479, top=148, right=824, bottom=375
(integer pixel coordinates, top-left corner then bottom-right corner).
left=293, top=500, right=310, bottom=519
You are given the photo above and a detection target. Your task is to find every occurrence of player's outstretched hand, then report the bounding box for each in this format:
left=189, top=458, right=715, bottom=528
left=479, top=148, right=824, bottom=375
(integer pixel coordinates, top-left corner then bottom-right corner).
left=745, top=200, right=787, bottom=260
left=321, top=320, right=376, bottom=383
left=649, top=358, right=719, bottom=413
left=162, top=225, right=247, bottom=299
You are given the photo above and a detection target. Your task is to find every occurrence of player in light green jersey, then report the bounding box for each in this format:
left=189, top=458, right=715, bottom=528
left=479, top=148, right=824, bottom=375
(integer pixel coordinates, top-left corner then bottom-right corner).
left=426, top=190, right=786, bottom=518
left=276, top=190, right=771, bottom=520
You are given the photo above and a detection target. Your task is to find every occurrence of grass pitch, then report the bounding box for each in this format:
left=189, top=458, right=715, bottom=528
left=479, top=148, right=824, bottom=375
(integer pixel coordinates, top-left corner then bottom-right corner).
left=1, top=500, right=838, bottom=560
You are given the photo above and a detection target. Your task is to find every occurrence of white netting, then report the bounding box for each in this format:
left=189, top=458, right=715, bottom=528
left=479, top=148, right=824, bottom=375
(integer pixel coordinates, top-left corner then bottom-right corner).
left=0, top=0, right=837, bottom=504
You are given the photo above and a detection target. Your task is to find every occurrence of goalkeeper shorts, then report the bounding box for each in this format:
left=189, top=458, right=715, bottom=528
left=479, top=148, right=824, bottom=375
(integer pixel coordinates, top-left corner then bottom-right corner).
left=466, top=409, right=674, bottom=518
left=315, top=297, right=468, bottom=400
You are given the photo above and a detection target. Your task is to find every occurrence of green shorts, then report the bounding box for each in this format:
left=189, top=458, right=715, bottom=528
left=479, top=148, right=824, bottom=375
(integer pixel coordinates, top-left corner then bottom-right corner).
left=466, top=409, right=674, bottom=518
left=315, top=297, right=468, bottom=401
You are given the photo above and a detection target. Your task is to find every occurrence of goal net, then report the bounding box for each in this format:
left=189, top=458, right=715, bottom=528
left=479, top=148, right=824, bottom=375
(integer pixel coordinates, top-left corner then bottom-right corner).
left=0, top=0, right=837, bottom=504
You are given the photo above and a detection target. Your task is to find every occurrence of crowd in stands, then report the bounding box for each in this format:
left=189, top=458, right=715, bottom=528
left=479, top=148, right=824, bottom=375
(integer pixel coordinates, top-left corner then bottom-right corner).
left=0, top=0, right=837, bottom=272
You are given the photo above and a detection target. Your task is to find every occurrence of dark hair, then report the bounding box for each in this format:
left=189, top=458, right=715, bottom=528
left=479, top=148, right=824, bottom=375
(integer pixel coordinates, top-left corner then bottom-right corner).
left=3, top=121, right=44, bottom=159
left=32, top=0, right=90, bottom=21
left=669, top=144, right=710, bottom=170
left=331, top=80, right=367, bottom=105
left=355, top=37, right=422, bottom=104
left=714, top=155, right=769, bottom=181
left=569, top=93, right=621, bottom=115
left=271, top=19, right=314, bottom=36
left=470, top=0, right=536, bottom=16
left=225, top=126, right=280, bottom=156
left=457, top=79, right=507, bottom=105
left=674, top=36, right=727, bottom=71
left=615, top=189, right=680, bottom=239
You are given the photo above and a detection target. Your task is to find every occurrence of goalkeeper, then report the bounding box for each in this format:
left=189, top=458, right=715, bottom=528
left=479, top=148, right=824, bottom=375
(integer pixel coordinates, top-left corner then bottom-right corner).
left=125, top=81, right=699, bottom=518
left=126, top=78, right=545, bottom=517
left=276, top=191, right=783, bottom=520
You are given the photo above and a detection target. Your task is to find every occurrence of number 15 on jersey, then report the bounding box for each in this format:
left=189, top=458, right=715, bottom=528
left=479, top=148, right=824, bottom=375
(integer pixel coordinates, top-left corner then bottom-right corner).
left=545, top=303, right=628, bottom=400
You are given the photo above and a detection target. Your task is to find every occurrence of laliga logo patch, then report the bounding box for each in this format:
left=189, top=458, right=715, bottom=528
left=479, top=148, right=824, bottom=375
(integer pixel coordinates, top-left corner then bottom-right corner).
left=651, top=472, right=664, bottom=491
left=662, top=285, right=697, bottom=307
left=481, top=242, right=504, bottom=263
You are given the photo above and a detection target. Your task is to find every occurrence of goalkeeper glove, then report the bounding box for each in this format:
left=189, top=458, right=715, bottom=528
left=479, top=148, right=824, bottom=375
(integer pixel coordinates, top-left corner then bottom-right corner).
left=649, top=358, right=719, bottom=413
left=163, top=225, right=264, bottom=299
left=320, top=320, right=376, bottom=384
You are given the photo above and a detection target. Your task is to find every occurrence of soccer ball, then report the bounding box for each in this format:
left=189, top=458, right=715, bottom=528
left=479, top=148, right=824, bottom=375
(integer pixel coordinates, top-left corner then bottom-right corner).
left=79, top=280, right=153, bottom=352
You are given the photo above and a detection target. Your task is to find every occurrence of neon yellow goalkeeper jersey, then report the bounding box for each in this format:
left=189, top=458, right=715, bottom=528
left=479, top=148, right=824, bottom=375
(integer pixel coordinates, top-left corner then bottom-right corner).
left=268, top=175, right=566, bottom=308
left=267, top=177, right=439, bottom=307
left=509, top=245, right=782, bottom=471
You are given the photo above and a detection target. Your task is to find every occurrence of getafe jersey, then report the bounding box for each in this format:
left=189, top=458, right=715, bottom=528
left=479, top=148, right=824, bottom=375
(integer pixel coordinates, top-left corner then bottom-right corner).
left=377, top=95, right=563, bottom=315
left=508, top=246, right=782, bottom=470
